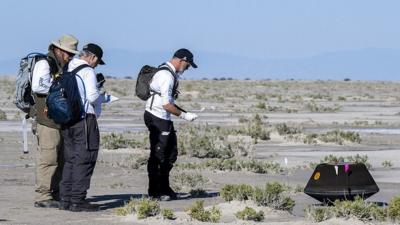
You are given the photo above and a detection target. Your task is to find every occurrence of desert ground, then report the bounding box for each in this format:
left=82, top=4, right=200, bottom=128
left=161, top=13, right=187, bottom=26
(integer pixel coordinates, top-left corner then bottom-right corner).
left=1, top=77, right=400, bottom=224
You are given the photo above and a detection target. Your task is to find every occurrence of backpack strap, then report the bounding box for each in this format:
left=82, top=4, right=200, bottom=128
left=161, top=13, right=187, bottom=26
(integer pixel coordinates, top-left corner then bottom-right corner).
left=159, top=63, right=179, bottom=91
left=148, top=64, right=179, bottom=110
left=69, top=64, right=92, bottom=149
left=71, top=64, right=90, bottom=75
left=69, top=64, right=90, bottom=115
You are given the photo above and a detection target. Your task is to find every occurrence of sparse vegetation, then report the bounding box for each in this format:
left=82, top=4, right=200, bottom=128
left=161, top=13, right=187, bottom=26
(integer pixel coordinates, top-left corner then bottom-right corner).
left=255, top=102, right=266, bottom=109
left=319, top=130, right=361, bottom=144
left=303, top=130, right=361, bottom=145
left=187, top=200, right=221, bottom=223
left=176, top=158, right=283, bottom=174
left=101, top=132, right=147, bottom=150
left=382, top=160, right=393, bottom=168
left=388, top=196, right=400, bottom=221
left=99, top=154, right=148, bottom=169
left=171, top=171, right=208, bottom=192
left=220, top=182, right=295, bottom=212
left=306, top=197, right=387, bottom=222
left=274, top=123, right=302, bottom=135
left=115, top=198, right=137, bottom=216
left=136, top=198, right=160, bottom=219
left=305, top=101, right=341, bottom=113
left=0, top=109, right=7, bottom=120
left=235, top=206, right=264, bottom=221
left=310, top=154, right=371, bottom=169
left=115, top=198, right=160, bottom=219
left=161, top=208, right=176, bottom=220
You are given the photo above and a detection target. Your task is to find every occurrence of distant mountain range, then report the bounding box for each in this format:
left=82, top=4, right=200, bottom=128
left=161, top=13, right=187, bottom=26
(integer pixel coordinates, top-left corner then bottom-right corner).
left=1, top=48, right=399, bottom=80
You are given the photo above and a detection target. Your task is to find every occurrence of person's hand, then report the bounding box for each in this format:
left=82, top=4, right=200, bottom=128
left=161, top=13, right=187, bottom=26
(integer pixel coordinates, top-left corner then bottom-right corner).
left=99, top=88, right=106, bottom=95
left=179, top=112, right=198, bottom=122
left=96, top=73, right=106, bottom=88
left=100, top=92, right=111, bottom=103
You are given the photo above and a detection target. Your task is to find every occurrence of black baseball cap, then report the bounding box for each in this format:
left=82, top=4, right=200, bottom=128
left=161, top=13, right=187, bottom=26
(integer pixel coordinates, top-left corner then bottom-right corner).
left=83, top=43, right=105, bottom=65
left=173, top=48, right=197, bottom=68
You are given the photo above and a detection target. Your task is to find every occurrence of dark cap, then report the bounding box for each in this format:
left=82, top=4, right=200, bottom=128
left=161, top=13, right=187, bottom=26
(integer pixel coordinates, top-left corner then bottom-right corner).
left=83, top=43, right=105, bottom=65
left=173, top=48, right=197, bottom=68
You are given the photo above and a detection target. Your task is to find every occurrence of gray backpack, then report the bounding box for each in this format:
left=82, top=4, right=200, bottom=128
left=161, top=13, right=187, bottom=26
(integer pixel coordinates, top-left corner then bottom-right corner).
left=14, top=53, right=47, bottom=113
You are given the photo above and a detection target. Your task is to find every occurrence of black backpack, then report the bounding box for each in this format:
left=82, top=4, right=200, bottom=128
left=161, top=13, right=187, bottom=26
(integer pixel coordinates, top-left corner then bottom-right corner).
left=135, top=64, right=179, bottom=101
left=46, top=64, right=89, bottom=125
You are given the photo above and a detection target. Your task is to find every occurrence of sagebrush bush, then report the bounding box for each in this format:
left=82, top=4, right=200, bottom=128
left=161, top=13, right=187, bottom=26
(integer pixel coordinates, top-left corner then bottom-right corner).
left=220, top=182, right=295, bottom=212
left=235, top=206, right=264, bottom=221
left=382, top=160, right=393, bottom=168
left=221, top=184, right=253, bottom=201
left=171, top=171, right=208, bottom=192
left=136, top=198, right=160, bottom=219
left=187, top=200, right=221, bottom=223
left=0, top=109, right=7, bottom=120
left=305, top=206, right=332, bottom=222
left=101, top=154, right=148, bottom=169
left=115, top=198, right=136, bottom=216
left=161, top=208, right=176, bottom=220
left=274, top=123, right=302, bottom=136
left=115, top=198, right=160, bottom=219
left=178, top=125, right=236, bottom=159
left=310, top=154, right=371, bottom=169
left=305, top=101, right=341, bottom=113
left=101, top=132, right=145, bottom=149
left=319, top=130, right=361, bottom=145
left=255, top=182, right=295, bottom=212
left=305, top=197, right=387, bottom=222
left=255, top=102, right=266, bottom=109
left=388, top=196, right=400, bottom=221
left=176, top=158, right=283, bottom=174
left=245, top=114, right=270, bottom=143
left=303, top=130, right=361, bottom=145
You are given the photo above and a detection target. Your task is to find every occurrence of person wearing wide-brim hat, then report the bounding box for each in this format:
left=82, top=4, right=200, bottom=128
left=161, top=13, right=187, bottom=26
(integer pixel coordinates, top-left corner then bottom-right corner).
left=31, top=34, right=79, bottom=209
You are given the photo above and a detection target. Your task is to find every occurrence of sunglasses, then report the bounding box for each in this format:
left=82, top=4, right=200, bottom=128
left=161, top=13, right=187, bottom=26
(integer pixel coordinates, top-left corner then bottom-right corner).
left=181, top=59, right=191, bottom=70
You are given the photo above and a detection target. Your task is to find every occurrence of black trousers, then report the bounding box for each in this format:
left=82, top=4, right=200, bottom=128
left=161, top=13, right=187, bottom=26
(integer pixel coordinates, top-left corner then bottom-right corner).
left=60, top=114, right=99, bottom=203
left=144, top=111, right=177, bottom=196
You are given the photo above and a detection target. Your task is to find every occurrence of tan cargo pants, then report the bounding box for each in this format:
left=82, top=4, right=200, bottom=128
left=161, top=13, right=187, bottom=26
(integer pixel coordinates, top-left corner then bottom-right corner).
left=35, top=123, right=63, bottom=202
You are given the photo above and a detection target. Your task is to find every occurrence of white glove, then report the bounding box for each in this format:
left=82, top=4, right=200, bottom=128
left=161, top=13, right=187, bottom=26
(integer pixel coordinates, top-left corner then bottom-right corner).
left=179, top=112, right=198, bottom=122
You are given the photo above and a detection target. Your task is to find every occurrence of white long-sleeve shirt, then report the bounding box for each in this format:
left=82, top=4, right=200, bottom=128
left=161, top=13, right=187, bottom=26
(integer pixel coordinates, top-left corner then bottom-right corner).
left=31, top=59, right=53, bottom=94
left=68, top=58, right=101, bottom=117
left=145, top=62, right=176, bottom=120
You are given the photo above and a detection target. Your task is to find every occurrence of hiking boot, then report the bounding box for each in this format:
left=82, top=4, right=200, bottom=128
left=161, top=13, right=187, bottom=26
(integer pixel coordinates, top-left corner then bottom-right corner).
left=70, top=201, right=99, bottom=212
left=148, top=194, right=161, bottom=200
left=34, top=199, right=60, bottom=208
left=59, top=201, right=70, bottom=210
left=160, top=187, right=178, bottom=200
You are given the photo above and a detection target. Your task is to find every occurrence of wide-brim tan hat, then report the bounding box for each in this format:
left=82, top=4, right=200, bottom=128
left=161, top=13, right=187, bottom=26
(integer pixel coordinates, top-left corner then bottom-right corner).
left=51, top=34, right=79, bottom=54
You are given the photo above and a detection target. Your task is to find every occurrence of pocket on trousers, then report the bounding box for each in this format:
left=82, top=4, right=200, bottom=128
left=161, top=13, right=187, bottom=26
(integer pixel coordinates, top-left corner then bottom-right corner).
left=86, top=116, right=100, bottom=150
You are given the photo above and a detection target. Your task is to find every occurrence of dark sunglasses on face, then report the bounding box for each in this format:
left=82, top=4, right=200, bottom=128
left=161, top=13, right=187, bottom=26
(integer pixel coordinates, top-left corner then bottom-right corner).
left=181, top=59, right=191, bottom=70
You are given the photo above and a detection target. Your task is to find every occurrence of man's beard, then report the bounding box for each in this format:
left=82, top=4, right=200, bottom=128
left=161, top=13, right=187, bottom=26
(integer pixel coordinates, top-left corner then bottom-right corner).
left=176, top=70, right=184, bottom=77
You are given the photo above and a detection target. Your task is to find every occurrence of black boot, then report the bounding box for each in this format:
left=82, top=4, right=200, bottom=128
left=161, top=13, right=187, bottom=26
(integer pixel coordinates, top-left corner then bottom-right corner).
left=69, top=200, right=99, bottom=212
left=34, top=199, right=60, bottom=208
left=59, top=200, right=70, bottom=210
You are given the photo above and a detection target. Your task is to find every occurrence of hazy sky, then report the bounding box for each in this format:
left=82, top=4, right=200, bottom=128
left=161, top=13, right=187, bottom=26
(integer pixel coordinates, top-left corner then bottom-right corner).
left=1, top=0, right=399, bottom=60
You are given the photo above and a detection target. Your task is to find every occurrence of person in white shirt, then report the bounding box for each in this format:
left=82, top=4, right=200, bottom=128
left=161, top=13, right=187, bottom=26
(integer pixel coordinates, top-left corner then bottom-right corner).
left=30, top=34, right=79, bottom=208
left=144, top=48, right=198, bottom=200
left=59, top=43, right=107, bottom=212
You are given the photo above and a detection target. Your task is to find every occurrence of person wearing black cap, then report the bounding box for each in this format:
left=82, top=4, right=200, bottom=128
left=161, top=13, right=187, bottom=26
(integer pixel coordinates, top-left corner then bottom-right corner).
left=144, top=48, right=198, bottom=200
left=59, top=43, right=106, bottom=212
